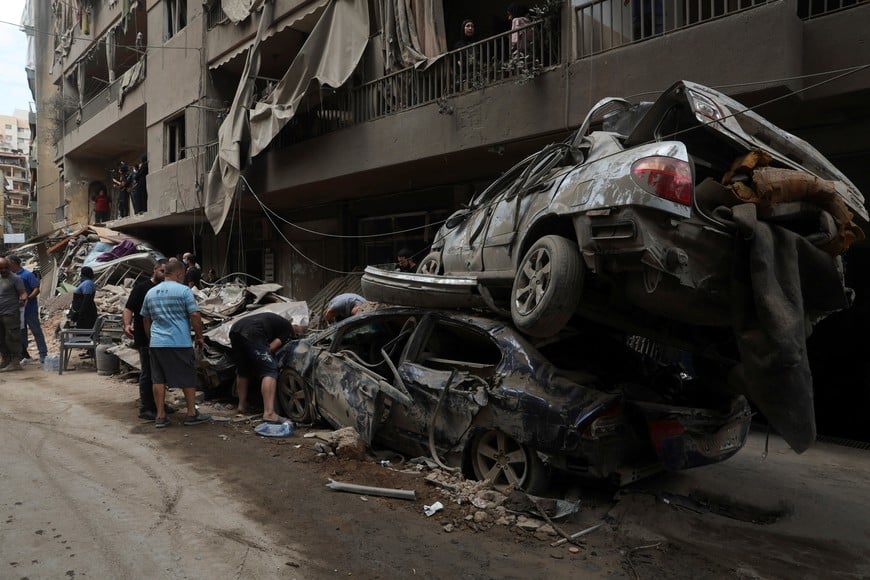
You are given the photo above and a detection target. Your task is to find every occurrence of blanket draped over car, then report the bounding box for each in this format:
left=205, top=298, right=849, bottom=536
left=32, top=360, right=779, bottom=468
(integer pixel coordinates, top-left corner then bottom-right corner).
left=728, top=203, right=851, bottom=453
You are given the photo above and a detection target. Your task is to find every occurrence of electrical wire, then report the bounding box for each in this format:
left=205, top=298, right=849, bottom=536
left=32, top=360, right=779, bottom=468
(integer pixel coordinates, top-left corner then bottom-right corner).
left=623, top=63, right=870, bottom=101
left=1, top=17, right=204, bottom=52
left=244, top=178, right=450, bottom=239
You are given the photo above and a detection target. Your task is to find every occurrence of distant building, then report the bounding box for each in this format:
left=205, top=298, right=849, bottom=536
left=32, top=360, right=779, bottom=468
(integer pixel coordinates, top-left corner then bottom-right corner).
left=0, top=110, right=31, bottom=153
left=0, top=149, right=32, bottom=238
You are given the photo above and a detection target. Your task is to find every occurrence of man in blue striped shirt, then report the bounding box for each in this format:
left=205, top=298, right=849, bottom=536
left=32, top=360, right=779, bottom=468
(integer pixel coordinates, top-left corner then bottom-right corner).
left=141, top=259, right=209, bottom=428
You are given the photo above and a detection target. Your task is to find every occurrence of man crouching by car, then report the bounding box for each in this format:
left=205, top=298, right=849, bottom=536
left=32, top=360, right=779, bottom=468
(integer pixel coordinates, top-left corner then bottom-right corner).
left=231, top=312, right=303, bottom=423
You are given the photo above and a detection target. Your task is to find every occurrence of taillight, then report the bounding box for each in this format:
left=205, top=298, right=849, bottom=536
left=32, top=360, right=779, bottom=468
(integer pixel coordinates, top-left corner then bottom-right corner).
left=631, top=157, right=693, bottom=206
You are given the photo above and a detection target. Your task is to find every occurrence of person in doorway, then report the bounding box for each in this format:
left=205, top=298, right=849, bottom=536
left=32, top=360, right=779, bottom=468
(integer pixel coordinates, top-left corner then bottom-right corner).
left=8, top=256, right=47, bottom=365
left=323, top=293, right=367, bottom=324
left=93, top=186, right=110, bottom=223
left=131, top=153, right=148, bottom=214
left=123, top=259, right=175, bottom=421
left=397, top=248, right=417, bottom=273
left=112, top=161, right=132, bottom=218
left=141, top=259, right=209, bottom=428
left=230, top=312, right=300, bottom=422
left=70, top=266, right=98, bottom=330
left=0, top=257, right=26, bottom=372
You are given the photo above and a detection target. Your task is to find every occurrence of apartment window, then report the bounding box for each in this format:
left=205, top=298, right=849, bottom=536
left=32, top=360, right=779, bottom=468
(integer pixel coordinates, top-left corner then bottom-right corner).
left=166, top=114, right=186, bottom=163
left=165, top=0, right=188, bottom=39
left=4, top=124, right=11, bottom=130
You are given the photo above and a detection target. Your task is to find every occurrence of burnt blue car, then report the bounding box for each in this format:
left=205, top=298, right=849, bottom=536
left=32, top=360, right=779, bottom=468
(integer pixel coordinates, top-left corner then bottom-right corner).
left=276, top=307, right=751, bottom=492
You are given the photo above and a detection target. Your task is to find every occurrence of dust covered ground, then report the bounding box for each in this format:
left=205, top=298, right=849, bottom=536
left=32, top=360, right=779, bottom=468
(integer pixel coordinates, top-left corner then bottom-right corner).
left=2, top=364, right=869, bottom=579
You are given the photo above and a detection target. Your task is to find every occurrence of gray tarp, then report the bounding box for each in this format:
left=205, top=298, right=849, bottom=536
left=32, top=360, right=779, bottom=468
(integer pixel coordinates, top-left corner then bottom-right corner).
left=222, top=0, right=265, bottom=24
left=204, top=0, right=369, bottom=234
left=249, top=0, right=370, bottom=157
left=728, top=203, right=851, bottom=453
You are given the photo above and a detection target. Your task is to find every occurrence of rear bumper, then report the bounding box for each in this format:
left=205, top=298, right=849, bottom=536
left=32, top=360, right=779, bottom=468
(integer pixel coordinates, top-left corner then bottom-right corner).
left=361, top=265, right=488, bottom=309
left=634, top=396, right=752, bottom=470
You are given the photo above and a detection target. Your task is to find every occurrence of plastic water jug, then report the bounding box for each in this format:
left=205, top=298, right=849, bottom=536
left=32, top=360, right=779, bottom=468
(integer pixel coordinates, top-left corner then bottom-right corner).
left=43, top=355, right=60, bottom=372
left=254, top=420, right=295, bottom=438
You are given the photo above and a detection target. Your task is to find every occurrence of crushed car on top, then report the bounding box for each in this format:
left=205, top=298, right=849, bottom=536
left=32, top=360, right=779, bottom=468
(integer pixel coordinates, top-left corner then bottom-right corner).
left=362, top=80, right=867, bottom=454
left=275, top=307, right=752, bottom=493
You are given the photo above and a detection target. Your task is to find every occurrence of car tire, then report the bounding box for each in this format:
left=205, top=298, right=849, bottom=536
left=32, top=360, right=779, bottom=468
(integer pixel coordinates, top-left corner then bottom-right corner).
left=417, top=252, right=443, bottom=275
left=469, top=429, right=549, bottom=494
left=511, top=235, right=583, bottom=337
left=276, top=368, right=313, bottom=423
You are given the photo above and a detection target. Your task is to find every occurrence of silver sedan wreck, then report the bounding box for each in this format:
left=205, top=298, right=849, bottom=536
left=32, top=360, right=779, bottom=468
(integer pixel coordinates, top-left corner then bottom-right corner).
left=276, top=308, right=751, bottom=492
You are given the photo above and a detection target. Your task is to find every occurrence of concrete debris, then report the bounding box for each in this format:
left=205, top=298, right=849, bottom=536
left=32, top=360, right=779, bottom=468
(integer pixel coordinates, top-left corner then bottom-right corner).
left=320, top=427, right=367, bottom=460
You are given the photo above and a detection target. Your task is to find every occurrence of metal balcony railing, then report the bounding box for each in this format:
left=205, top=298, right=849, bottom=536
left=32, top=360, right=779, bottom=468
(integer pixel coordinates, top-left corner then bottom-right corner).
left=798, top=0, right=867, bottom=19
left=265, top=18, right=561, bottom=151
left=206, top=2, right=227, bottom=30
left=575, top=0, right=773, bottom=57
left=352, top=18, right=560, bottom=123
left=64, top=80, right=121, bottom=133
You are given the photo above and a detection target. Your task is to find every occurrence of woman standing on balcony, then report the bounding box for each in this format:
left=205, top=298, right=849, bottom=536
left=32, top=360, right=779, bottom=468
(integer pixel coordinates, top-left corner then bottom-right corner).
left=507, top=3, right=533, bottom=58
left=454, top=19, right=479, bottom=90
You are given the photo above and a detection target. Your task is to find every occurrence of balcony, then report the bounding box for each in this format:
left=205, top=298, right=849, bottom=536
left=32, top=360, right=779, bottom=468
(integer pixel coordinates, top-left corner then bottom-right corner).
left=64, top=81, right=121, bottom=133
left=573, top=0, right=868, bottom=57
left=268, top=17, right=561, bottom=150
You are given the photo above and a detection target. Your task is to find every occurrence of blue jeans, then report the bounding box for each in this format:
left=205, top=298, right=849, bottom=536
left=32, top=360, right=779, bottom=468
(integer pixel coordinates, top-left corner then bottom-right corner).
left=21, top=308, right=48, bottom=360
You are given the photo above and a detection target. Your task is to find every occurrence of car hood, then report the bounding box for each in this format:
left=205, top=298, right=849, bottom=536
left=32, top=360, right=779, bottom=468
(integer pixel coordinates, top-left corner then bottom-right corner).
left=624, top=80, right=868, bottom=223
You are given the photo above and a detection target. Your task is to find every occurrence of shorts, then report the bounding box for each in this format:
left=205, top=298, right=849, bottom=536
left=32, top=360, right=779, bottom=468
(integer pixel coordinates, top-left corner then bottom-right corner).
left=229, top=330, right=279, bottom=381
left=150, top=347, right=197, bottom=388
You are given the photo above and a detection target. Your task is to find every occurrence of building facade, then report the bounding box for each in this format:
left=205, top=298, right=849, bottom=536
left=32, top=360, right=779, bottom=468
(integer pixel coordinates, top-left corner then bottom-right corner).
left=31, top=0, right=870, bottom=296
left=0, top=150, right=32, bottom=238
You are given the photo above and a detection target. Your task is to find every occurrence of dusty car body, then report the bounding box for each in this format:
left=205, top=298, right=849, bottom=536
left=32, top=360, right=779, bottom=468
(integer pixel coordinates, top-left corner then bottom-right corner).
left=275, top=307, right=751, bottom=492
left=362, top=80, right=866, bottom=453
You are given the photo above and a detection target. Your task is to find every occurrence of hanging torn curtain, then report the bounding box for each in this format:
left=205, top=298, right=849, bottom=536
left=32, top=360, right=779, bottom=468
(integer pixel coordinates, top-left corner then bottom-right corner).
left=381, top=0, right=446, bottom=71
left=204, top=0, right=371, bottom=234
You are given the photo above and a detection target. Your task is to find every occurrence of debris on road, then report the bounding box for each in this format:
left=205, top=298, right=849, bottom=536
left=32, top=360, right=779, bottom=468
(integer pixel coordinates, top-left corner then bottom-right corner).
left=423, top=501, right=444, bottom=517
left=325, top=479, right=417, bottom=500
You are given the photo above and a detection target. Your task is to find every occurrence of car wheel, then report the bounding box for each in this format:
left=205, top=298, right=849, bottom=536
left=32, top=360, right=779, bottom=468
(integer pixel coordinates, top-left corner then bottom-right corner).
left=469, top=429, right=549, bottom=494
left=276, top=368, right=313, bottom=423
left=417, top=252, right=442, bottom=275
left=511, top=235, right=583, bottom=337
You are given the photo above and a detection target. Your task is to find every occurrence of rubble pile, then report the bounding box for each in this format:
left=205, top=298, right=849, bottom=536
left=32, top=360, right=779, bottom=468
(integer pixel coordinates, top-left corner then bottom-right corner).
left=419, top=466, right=577, bottom=540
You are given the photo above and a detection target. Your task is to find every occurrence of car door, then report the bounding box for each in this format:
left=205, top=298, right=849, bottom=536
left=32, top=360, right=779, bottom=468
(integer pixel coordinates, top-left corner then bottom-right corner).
left=440, top=158, right=534, bottom=274
left=390, top=315, right=498, bottom=448
left=308, top=316, right=412, bottom=445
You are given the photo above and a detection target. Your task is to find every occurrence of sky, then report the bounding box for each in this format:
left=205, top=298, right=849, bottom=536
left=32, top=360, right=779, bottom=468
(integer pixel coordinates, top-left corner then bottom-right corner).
left=0, top=0, right=32, bottom=117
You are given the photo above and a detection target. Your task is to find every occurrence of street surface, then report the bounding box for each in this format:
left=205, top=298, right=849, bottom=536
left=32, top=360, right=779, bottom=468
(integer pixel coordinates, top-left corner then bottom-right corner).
left=1, top=364, right=869, bottom=579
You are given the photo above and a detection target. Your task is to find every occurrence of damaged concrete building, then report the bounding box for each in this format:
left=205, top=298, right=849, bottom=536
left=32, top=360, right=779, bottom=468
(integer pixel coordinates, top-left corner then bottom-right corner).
left=29, top=2, right=870, bottom=436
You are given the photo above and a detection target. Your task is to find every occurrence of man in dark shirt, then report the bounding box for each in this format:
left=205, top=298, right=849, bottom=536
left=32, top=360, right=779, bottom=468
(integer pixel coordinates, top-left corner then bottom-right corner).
left=230, top=312, right=299, bottom=422
left=123, top=259, right=170, bottom=420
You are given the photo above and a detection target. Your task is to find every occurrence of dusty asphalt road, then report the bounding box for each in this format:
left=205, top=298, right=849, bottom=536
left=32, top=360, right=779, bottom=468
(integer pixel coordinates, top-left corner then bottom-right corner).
left=2, top=364, right=870, bottom=579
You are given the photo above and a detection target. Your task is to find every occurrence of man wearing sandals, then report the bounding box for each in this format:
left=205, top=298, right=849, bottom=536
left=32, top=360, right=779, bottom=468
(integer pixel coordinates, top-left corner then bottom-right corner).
left=230, top=312, right=300, bottom=423
left=141, top=259, right=209, bottom=428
